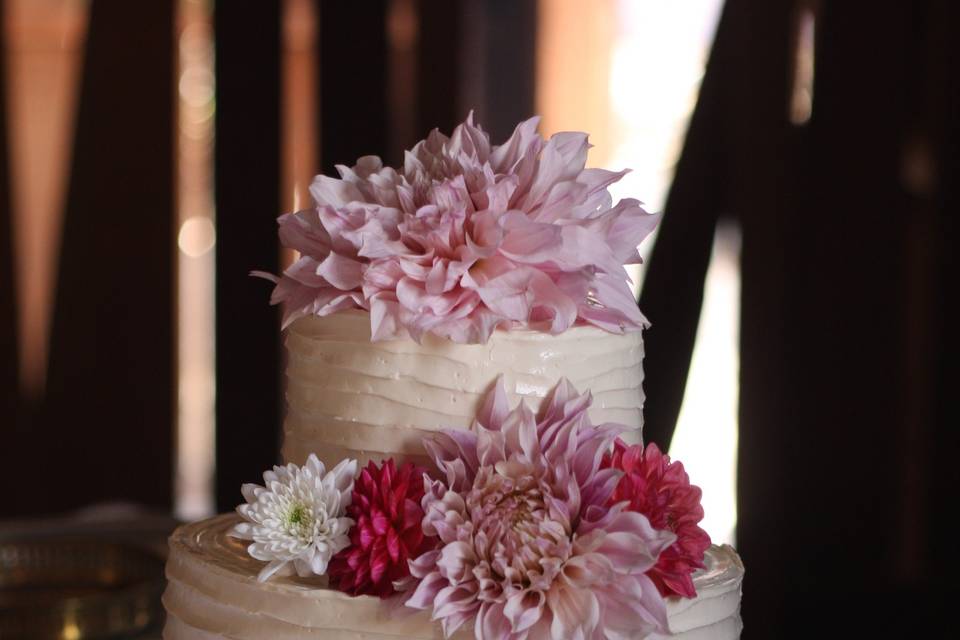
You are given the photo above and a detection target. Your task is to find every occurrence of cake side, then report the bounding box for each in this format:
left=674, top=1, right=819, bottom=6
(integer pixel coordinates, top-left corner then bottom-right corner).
left=162, top=515, right=743, bottom=640
left=162, top=515, right=464, bottom=640
left=282, top=310, right=645, bottom=467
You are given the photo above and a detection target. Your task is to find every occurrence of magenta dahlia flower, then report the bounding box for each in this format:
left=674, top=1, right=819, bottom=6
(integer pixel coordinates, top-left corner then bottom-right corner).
left=404, top=378, right=676, bottom=639
left=328, top=459, right=435, bottom=598
left=603, top=440, right=711, bottom=599
left=257, top=114, right=659, bottom=343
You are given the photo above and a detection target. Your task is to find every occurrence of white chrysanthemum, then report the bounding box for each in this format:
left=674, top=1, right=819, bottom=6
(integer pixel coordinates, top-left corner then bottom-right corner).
left=229, top=454, right=358, bottom=582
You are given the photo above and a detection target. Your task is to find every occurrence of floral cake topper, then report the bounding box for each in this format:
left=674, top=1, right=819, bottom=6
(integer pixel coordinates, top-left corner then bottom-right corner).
left=256, top=114, right=659, bottom=344
left=231, top=380, right=709, bottom=639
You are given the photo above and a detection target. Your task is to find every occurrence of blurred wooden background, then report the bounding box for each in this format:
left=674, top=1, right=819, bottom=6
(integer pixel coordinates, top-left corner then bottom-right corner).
left=1, top=0, right=957, bottom=637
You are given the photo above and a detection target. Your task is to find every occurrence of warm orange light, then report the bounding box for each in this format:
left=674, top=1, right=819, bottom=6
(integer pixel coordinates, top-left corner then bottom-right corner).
left=282, top=0, right=317, bottom=218
left=536, top=0, right=616, bottom=167
left=789, top=3, right=816, bottom=126
left=4, top=0, right=88, bottom=397
left=280, top=0, right=318, bottom=271
left=178, top=216, right=216, bottom=258
left=536, top=0, right=737, bottom=545
left=175, top=0, right=216, bottom=520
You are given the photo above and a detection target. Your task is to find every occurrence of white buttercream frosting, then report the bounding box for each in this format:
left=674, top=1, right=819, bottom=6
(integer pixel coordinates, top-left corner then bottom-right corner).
left=163, top=515, right=744, bottom=640
left=281, top=311, right=646, bottom=468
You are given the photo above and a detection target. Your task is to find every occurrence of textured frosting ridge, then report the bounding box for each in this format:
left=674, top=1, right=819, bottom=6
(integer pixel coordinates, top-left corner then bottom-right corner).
left=163, top=515, right=744, bottom=640
left=281, top=310, right=646, bottom=468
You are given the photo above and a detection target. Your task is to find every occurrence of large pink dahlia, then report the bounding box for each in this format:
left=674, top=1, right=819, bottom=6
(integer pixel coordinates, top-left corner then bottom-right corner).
left=603, top=440, right=711, bottom=599
left=405, top=379, right=677, bottom=639
left=258, top=114, right=659, bottom=343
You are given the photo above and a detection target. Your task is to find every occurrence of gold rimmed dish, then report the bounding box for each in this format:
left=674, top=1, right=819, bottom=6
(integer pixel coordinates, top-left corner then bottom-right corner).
left=0, top=539, right=164, bottom=639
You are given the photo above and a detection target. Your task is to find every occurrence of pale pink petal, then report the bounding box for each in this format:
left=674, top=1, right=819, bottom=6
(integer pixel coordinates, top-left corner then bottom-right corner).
left=477, top=377, right=511, bottom=429
left=476, top=601, right=514, bottom=639
left=597, top=573, right=669, bottom=637
left=281, top=256, right=326, bottom=288
left=405, top=571, right=447, bottom=610
left=396, top=278, right=465, bottom=316
left=317, top=252, right=364, bottom=290
left=407, top=549, right=441, bottom=579
left=519, top=131, right=589, bottom=211
left=249, top=270, right=279, bottom=284
left=561, top=552, right=613, bottom=588
left=477, top=174, right=519, bottom=212
left=578, top=467, right=622, bottom=513
left=549, top=131, right=591, bottom=179
left=433, top=584, right=480, bottom=620
left=572, top=168, right=630, bottom=214
left=335, top=154, right=382, bottom=180
left=362, top=259, right=404, bottom=299
left=447, top=111, right=491, bottom=162
left=497, top=400, right=538, bottom=461
left=437, top=541, right=476, bottom=583
left=475, top=424, right=506, bottom=468
left=498, top=213, right=562, bottom=259
left=546, top=581, right=599, bottom=640
left=504, top=589, right=546, bottom=633
left=476, top=268, right=577, bottom=334
left=309, top=174, right=365, bottom=208
left=277, top=209, right=332, bottom=257
left=442, top=610, right=479, bottom=639
left=592, top=514, right=676, bottom=575
left=489, top=116, right=542, bottom=176
left=583, top=198, right=659, bottom=264
left=423, top=431, right=479, bottom=489
left=530, top=181, right=591, bottom=224
left=577, top=273, right=649, bottom=333
left=537, top=378, right=580, bottom=426
left=369, top=294, right=407, bottom=341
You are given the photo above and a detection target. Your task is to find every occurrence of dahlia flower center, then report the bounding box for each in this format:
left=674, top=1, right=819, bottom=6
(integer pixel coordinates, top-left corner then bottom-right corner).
left=499, top=490, right=543, bottom=534
left=467, top=468, right=572, bottom=592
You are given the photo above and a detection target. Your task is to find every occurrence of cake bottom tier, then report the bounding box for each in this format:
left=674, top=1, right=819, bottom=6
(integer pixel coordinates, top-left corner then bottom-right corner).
left=163, top=515, right=744, bottom=640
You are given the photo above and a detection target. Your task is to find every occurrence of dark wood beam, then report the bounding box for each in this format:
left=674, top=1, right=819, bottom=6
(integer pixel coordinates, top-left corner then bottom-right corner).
left=214, top=1, right=283, bottom=512
left=0, top=0, right=18, bottom=428
left=35, top=0, right=175, bottom=515
left=416, top=0, right=462, bottom=138
left=317, top=0, right=389, bottom=172
left=464, top=0, right=537, bottom=142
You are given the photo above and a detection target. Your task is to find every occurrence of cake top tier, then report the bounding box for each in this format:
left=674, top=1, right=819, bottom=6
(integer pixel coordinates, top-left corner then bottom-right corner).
left=257, top=114, right=659, bottom=344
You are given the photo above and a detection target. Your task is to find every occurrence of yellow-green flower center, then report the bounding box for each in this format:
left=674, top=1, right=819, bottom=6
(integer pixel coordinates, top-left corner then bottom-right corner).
left=288, top=504, right=307, bottom=525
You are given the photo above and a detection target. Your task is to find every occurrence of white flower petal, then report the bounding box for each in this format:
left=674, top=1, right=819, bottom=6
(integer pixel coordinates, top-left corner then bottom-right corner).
left=305, top=453, right=326, bottom=478
left=257, top=559, right=290, bottom=582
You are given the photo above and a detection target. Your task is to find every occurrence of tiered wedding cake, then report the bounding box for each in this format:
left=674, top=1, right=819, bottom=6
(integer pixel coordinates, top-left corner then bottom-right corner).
left=162, top=116, right=744, bottom=639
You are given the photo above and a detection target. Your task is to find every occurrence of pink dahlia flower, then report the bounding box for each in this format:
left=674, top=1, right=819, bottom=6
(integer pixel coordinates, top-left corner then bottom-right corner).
left=258, top=114, right=659, bottom=343
left=405, top=378, right=676, bottom=639
left=328, top=459, right=435, bottom=598
left=603, top=440, right=711, bottom=599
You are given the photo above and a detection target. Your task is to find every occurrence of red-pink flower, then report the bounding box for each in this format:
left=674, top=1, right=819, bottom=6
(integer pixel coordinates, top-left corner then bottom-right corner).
left=603, top=439, right=711, bottom=598
left=328, top=459, right=434, bottom=598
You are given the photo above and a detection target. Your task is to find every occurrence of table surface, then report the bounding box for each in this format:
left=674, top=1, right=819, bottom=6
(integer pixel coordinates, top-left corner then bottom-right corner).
left=0, top=503, right=180, bottom=639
